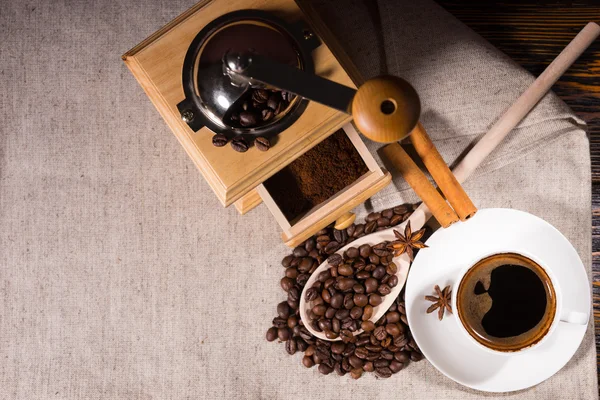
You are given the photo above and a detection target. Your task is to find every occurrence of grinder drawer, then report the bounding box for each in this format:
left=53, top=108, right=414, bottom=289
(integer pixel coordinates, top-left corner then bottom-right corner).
left=258, top=123, right=391, bottom=247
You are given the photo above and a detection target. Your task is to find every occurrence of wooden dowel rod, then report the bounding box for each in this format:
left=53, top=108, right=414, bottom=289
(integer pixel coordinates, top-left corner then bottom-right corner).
left=410, top=122, right=478, bottom=221
left=452, top=22, right=600, bottom=184
left=406, top=22, right=600, bottom=232
left=383, top=143, right=459, bottom=228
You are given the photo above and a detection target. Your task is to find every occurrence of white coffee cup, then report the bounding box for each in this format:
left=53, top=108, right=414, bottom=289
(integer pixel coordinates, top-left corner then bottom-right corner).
left=451, top=250, right=588, bottom=356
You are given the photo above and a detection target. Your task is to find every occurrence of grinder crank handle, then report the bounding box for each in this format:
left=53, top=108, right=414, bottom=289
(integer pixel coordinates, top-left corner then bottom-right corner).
left=223, top=52, right=421, bottom=143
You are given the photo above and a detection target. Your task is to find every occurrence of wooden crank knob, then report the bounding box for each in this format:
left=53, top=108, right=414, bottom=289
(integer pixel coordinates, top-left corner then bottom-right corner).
left=334, top=212, right=356, bottom=230
left=351, top=76, right=421, bottom=143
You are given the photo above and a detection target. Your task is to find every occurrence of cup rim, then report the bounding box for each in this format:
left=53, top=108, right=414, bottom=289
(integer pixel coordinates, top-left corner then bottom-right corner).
left=451, top=249, right=562, bottom=356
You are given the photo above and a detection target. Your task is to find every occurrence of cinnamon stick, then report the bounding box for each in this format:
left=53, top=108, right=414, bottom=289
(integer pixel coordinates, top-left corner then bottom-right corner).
left=409, top=122, right=477, bottom=221
left=382, top=143, right=459, bottom=228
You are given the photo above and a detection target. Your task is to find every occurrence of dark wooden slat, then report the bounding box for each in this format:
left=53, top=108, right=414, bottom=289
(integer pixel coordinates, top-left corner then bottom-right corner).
left=436, top=0, right=600, bottom=383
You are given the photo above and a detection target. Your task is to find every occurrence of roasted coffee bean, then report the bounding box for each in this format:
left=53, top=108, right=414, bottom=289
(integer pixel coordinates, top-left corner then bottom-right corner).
left=343, top=293, right=354, bottom=309
left=332, top=317, right=341, bottom=333
left=334, top=361, right=346, bottom=376
left=358, top=244, right=371, bottom=258
left=386, top=311, right=401, bottom=324
left=366, top=212, right=381, bottom=222
left=296, top=273, right=309, bottom=287
left=254, top=136, right=271, bottom=151
left=288, top=286, right=300, bottom=302
left=389, top=213, right=402, bottom=225
left=327, top=253, right=343, bottom=266
left=353, top=284, right=365, bottom=294
left=277, top=327, right=290, bottom=341
left=335, top=309, right=350, bottom=320
left=354, top=347, right=369, bottom=359
left=377, top=217, right=390, bottom=227
left=368, top=254, right=380, bottom=264
left=345, top=247, right=359, bottom=259
left=338, top=264, right=354, bottom=276
left=302, top=355, right=315, bottom=368
left=212, top=134, right=228, bottom=147
left=374, top=359, right=390, bottom=368
left=374, top=326, right=388, bottom=341
left=355, top=270, right=370, bottom=280
left=272, top=317, right=287, bottom=328
left=266, top=327, right=277, bottom=342
left=305, top=345, right=316, bottom=357
left=331, top=342, right=346, bottom=354
left=363, top=361, right=375, bottom=372
left=316, top=234, right=330, bottom=247
left=365, top=278, right=379, bottom=294
left=372, top=266, right=386, bottom=280
left=324, top=241, right=340, bottom=254
left=340, top=329, right=356, bottom=343
left=337, top=278, right=356, bottom=291
left=267, top=94, right=280, bottom=110
left=378, top=284, right=392, bottom=296
left=325, top=307, right=336, bottom=319
left=369, top=294, right=383, bottom=306
left=349, top=355, right=364, bottom=369
left=330, top=293, right=344, bottom=309
left=280, top=277, right=294, bottom=292
left=239, top=110, right=258, bottom=127
left=394, top=351, right=410, bottom=363
left=394, top=335, right=409, bottom=348
left=304, top=287, right=319, bottom=301
left=350, top=306, right=363, bottom=320
left=318, top=363, right=334, bottom=375
left=410, top=351, right=423, bottom=362
left=252, top=89, right=269, bottom=103
left=286, top=338, right=297, bottom=355
left=400, top=314, right=408, bottom=325
left=362, top=305, right=374, bottom=321
left=285, top=267, right=298, bottom=280
left=389, top=360, right=404, bottom=373
left=299, top=327, right=313, bottom=342
left=231, top=137, right=249, bottom=152
left=317, top=270, right=331, bottom=283
left=346, top=224, right=356, bottom=237
left=365, top=220, right=377, bottom=234
left=366, top=352, right=380, bottom=361
left=353, top=224, right=365, bottom=237
left=382, top=208, right=394, bottom=219
left=333, top=229, right=344, bottom=243
left=375, top=367, right=393, bottom=378
left=373, top=247, right=389, bottom=257
left=325, top=329, right=339, bottom=340
left=277, top=301, right=290, bottom=319
left=350, top=368, right=363, bottom=379
left=287, top=315, right=298, bottom=329
left=356, top=335, right=370, bottom=347
left=380, top=349, right=394, bottom=360
left=293, top=246, right=308, bottom=257
left=385, top=323, right=401, bottom=337
left=353, top=294, right=368, bottom=307
left=313, top=303, right=329, bottom=316
left=281, top=255, right=294, bottom=268
left=361, top=320, right=375, bottom=332
left=386, top=262, right=398, bottom=275
left=318, top=319, right=332, bottom=332
left=304, top=237, right=316, bottom=252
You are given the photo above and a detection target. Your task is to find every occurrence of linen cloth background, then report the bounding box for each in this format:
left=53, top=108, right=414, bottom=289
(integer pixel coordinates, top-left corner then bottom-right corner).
left=0, top=0, right=596, bottom=399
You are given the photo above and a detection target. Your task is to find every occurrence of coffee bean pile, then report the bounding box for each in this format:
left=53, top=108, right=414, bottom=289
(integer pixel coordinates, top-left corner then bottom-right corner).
left=266, top=204, right=425, bottom=379
left=212, top=88, right=295, bottom=152
left=231, top=88, right=294, bottom=128
left=304, top=241, right=400, bottom=340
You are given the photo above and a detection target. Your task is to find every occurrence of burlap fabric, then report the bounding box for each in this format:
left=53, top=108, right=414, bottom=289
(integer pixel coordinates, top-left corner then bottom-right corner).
left=0, top=0, right=596, bottom=398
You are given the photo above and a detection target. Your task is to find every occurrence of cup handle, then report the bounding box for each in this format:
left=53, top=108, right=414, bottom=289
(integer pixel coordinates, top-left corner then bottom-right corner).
left=560, top=309, right=588, bottom=325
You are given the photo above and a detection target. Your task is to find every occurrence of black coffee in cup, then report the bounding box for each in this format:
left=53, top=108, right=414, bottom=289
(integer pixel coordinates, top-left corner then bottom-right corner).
left=456, top=253, right=557, bottom=352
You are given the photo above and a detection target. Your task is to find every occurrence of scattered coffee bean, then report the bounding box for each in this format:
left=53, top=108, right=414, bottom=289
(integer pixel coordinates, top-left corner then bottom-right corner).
left=212, top=134, right=228, bottom=147
left=230, top=137, right=248, bottom=152
left=254, top=136, right=271, bottom=151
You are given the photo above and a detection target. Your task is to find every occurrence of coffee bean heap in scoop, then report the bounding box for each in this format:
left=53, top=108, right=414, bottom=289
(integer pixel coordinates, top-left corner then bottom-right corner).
left=266, top=204, right=425, bottom=379
left=305, top=241, right=399, bottom=340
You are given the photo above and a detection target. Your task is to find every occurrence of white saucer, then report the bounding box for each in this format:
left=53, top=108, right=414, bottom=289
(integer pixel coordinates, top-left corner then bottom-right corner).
left=406, top=208, right=590, bottom=392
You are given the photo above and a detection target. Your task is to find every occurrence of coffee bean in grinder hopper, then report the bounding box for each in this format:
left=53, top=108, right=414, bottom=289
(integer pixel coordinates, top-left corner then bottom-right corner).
left=177, top=14, right=314, bottom=152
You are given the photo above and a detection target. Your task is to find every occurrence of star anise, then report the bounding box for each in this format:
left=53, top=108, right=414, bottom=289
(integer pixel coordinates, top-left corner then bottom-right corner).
left=386, top=220, right=428, bottom=261
left=425, top=285, right=452, bottom=321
